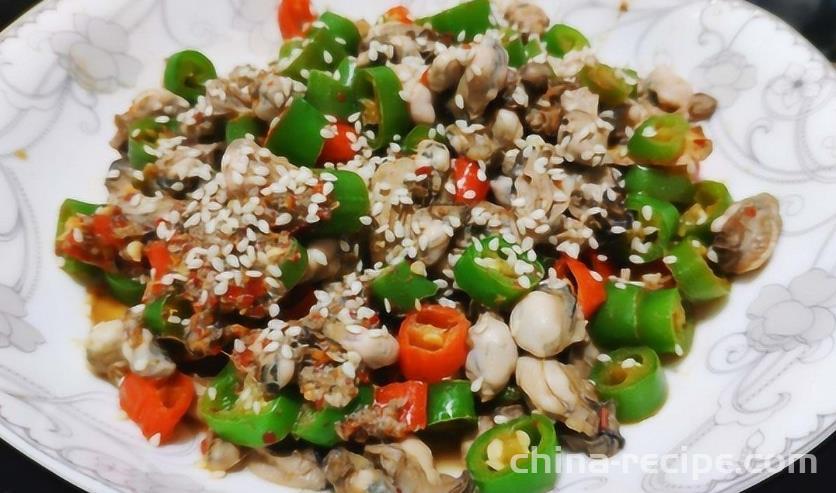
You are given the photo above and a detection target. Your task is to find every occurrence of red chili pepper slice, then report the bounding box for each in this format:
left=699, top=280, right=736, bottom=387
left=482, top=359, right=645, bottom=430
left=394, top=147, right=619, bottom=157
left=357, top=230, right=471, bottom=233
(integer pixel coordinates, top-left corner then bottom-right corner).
left=554, top=255, right=608, bottom=319
left=278, top=0, right=316, bottom=39
left=318, top=122, right=357, bottom=164
left=382, top=6, right=413, bottom=24
left=398, top=304, right=469, bottom=382
left=375, top=381, right=428, bottom=432
left=452, top=157, right=489, bottom=205
left=119, top=372, right=195, bottom=443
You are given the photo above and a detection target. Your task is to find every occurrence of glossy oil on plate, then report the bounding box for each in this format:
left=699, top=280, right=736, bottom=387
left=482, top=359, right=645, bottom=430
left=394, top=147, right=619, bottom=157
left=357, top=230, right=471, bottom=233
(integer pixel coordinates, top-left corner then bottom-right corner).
left=0, top=1, right=834, bottom=492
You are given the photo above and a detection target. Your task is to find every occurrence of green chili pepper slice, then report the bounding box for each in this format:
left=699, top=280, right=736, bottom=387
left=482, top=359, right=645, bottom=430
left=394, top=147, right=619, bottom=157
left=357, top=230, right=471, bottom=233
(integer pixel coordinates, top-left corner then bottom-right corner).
left=577, top=63, right=637, bottom=107
left=678, top=181, right=733, bottom=241
left=305, top=70, right=360, bottom=119
left=625, top=193, right=680, bottom=262
left=402, top=125, right=431, bottom=153
left=636, top=288, right=689, bottom=356
left=466, top=414, right=558, bottom=493
left=279, top=38, right=303, bottom=60
left=589, top=282, right=642, bottom=348
left=225, top=115, right=266, bottom=144
left=504, top=37, right=527, bottom=68
left=628, top=114, right=690, bottom=166
left=104, top=272, right=146, bottom=306
left=371, top=262, right=439, bottom=312
left=278, top=238, right=308, bottom=291
left=354, top=66, right=413, bottom=150
left=143, top=295, right=190, bottom=337
left=625, top=166, right=696, bottom=205
left=491, top=384, right=523, bottom=406
left=590, top=346, right=668, bottom=423
left=543, top=24, right=589, bottom=58
left=57, top=199, right=99, bottom=239
left=163, top=50, right=217, bottom=105
left=453, top=236, right=544, bottom=310
left=419, top=0, right=492, bottom=42
left=282, top=28, right=347, bottom=81
left=199, top=364, right=302, bottom=448
left=318, top=12, right=360, bottom=55
left=666, top=240, right=730, bottom=303
left=127, top=117, right=179, bottom=170
left=292, top=386, right=373, bottom=447
left=335, top=57, right=358, bottom=86
left=427, top=380, right=477, bottom=427
left=401, top=124, right=445, bottom=153
left=264, top=98, right=328, bottom=167
left=56, top=199, right=104, bottom=287
left=309, top=169, right=371, bottom=236
left=525, top=39, right=545, bottom=59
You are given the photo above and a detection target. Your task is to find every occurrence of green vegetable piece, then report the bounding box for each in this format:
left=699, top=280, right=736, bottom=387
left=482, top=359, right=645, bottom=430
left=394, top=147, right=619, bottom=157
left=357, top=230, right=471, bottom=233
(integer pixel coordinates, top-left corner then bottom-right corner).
left=678, top=180, right=733, bottom=241
left=666, top=240, right=730, bottom=303
left=591, top=282, right=692, bottom=355
left=143, top=296, right=188, bottom=337
left=624, top=166, right=696, bottom=205
left=492, top=385, right=523, bottom=406
left=590, top=346, right=667, bottom=423
left=402, top=125, right=430, bottom=153
left=420, top=0, right=492, bottom=42
left=466, top=414, right=558, bottom=493
left=278, top=239, right=308, bottom=291
left=542, top=24, right=589, bottom=58
left=502, top=31, right=527, bottom=68
left=57, top=199, right=99, bottom=238
left=318, top=12, right=361, bottom=55
left=305, top=70, right=360, bottom=119
left=628, top=114, right=690, bottom=165
left=225, top=115, right=266, bottom=143
left=282, top=28, right=347, bottom=81
left=427, top=380, right=477, bottom=427
left=199, top=364, right=302, bottom=448
left=354, top=65, right=413, bottom=150
left=636, top=288, right=688, bottom=356
left=292, top=386, right=373, bottom=446
left=589, top=282, right=642, bottom=348
left=453, top=235, right=544, bottom=310
left=164, top=50, right=217, bottom=105
left=625, top=193, right=680, bottom=262
left=56, top=199, right=105, bottom=287
left=577, top=63, right=637, bottom=107
left=524, top=38, right=544, bottom=59
left=401, top=124, right=444, bottom=153
left=279, top=38, right=303, bottom=60
left=104, top=273, right=145, bottom=306
left=371, top=262, right=439, bottom=312
left=264, top=98, right=328, bottom=167
left=335, top=57, right=358, bottom=86
left=310, top=169, right=371, bottom=236
left=127, top=116, right=179, bottom=170
left=61, top=259, right=104, bottom=288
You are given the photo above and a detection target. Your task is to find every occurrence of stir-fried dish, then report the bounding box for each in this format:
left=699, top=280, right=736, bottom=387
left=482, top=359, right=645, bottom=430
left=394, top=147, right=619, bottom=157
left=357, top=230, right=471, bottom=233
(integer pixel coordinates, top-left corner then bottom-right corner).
left=56, top=0, right=782, bottom=491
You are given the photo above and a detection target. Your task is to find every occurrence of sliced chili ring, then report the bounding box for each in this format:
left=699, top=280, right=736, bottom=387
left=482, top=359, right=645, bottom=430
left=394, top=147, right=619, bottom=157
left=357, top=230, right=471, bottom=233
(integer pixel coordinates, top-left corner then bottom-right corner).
left=590, top=346, right=667, bottom=423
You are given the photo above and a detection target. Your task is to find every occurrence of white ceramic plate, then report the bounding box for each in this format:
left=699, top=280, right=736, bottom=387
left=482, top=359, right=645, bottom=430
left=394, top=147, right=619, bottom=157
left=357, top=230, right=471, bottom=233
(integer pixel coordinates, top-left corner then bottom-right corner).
left=1, top=1, right=834, bottom=492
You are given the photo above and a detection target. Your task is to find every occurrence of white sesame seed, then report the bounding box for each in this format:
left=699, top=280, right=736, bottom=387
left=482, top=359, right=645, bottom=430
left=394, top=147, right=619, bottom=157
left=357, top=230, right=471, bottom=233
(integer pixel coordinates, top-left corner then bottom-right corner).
left=149, top=433, right=161, bottom=447
left=470, top=377, right=484, bottom=392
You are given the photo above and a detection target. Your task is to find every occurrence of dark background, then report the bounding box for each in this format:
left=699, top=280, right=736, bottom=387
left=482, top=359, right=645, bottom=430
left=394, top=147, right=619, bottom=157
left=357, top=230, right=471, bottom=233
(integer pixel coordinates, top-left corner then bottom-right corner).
left=0, top=0, right=834, bottom=491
